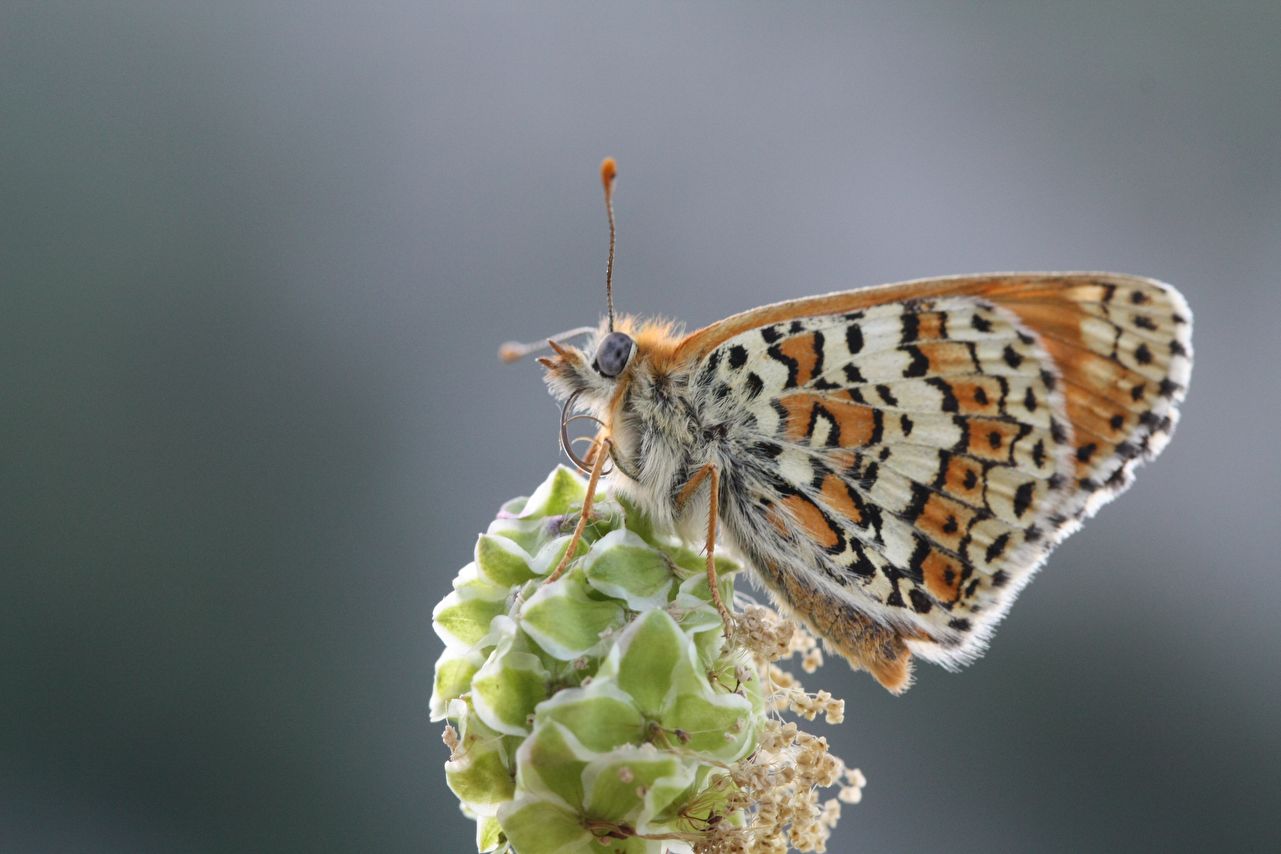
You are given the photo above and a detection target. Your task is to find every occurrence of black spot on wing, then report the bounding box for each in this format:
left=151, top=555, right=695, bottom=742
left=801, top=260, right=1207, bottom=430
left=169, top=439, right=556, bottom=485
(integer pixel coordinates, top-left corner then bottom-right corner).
left=860, top=461, right=881, bottom=490
left=926, top=377, right=959, bottom=412
left=1013, top=481, right=1035, bottom=518
left=903, top=536, right=929, bottom=584
left=929, top=451, right=951, bottom=490
left=1050, top=418, right=1069, bottom=445
left=901, top=312, right=920, bottom=344
left=863, top=501, right=885, bottom=544
left=1114, top=441, right=1140, bottom=462
left=697, top=350, right=721, bottom=385
left=984, top=532, right=1010, bottom=563
left=751, top=441, right=783, bottom=459
left=767, top=343, right=800, bottom=388
left=868, top=408, right=885, bottom=446
left=904, top=482, right=931, bottom=524
left=811, top=330, right=826, bottom=383
left=846, top=540, right=877, bottom=579
left=902, top=346, right=929, bottom=378
left=845, top=322, right=864, bottom=354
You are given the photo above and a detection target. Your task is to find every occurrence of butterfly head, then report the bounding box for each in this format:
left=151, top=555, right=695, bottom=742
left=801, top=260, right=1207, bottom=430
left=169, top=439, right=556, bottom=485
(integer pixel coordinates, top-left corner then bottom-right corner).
left=538, top=328, right=619, bottom=407
left=536, top=316, right=682, bottom=409
left=538, top=320, right=635, bottom=408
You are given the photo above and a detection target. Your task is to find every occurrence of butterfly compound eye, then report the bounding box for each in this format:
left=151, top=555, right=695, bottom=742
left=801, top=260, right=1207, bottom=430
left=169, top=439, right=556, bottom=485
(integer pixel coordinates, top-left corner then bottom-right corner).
left=593, top=331, right=635, bottom=378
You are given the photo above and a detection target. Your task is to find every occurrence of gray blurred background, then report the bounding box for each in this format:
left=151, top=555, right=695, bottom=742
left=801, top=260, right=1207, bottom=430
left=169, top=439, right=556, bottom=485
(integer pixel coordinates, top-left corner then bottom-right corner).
left=3, top=2, right=1279, bottom=852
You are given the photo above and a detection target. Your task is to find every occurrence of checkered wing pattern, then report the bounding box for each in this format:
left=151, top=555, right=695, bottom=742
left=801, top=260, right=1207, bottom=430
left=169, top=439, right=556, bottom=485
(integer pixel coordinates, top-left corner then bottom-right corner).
left=689, top=274, right=1191, bottom=671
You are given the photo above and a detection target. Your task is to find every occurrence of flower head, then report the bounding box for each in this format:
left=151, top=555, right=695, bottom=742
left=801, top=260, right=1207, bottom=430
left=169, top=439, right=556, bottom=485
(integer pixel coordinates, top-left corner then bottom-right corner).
left=432, top=467, right=864, bottom=853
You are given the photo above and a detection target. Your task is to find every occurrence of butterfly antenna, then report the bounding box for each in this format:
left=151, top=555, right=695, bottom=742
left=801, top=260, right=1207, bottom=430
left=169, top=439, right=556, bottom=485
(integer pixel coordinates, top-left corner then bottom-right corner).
left=601, top=157, right=618, bottom=332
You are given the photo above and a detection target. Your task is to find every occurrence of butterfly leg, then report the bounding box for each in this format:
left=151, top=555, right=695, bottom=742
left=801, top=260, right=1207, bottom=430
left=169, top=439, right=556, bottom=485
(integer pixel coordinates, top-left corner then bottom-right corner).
left=545, top=436, right=611, bottom=584
left=675, top=464, right=734, bottom=629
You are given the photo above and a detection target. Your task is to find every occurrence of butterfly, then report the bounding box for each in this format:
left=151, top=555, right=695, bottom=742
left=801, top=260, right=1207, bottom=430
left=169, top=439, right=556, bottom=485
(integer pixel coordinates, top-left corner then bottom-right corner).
left=501, top=158, right=1192, bottom=693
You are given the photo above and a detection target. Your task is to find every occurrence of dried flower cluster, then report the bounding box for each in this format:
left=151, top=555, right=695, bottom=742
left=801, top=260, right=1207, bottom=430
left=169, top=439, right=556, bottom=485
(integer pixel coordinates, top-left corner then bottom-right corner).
left=691, top=606, right=865, bottom=853
left=432, top=467, right=864, bottom=853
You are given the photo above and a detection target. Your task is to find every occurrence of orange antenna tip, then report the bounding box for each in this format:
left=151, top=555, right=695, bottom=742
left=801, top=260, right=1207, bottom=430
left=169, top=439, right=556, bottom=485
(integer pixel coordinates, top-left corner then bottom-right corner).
left=498, top=342, right=526, bottom=363
left=599, top=157, right=619, bottom=331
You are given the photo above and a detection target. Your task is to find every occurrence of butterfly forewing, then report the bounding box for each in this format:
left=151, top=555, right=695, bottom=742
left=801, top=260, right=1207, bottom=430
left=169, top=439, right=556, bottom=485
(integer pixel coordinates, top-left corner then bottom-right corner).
left=686, top=274, right=1191, bottom=673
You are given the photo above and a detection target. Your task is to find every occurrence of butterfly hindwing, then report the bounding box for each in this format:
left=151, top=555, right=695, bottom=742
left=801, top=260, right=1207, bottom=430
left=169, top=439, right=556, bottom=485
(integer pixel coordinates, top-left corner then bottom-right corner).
left=687, top=274, right=1191, bottom=681
left=695, top=297, right=1071, bottom=667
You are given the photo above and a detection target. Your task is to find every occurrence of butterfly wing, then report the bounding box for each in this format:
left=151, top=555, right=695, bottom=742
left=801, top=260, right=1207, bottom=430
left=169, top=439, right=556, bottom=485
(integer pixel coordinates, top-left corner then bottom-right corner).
left=682, top=273, right=1191, bottom=690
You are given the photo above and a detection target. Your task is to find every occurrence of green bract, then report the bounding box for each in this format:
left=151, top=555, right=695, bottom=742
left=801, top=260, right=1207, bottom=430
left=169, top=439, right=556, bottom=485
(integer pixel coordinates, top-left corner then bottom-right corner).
left=432, top=467, right=765, bottom=853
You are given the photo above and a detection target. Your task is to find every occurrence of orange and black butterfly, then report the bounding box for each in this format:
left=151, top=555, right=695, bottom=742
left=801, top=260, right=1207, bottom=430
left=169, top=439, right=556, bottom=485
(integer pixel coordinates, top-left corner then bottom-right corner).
left=503, top=159, right=1192, bottom=693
